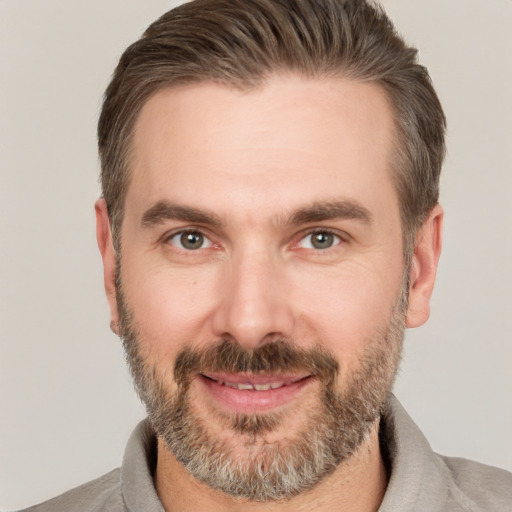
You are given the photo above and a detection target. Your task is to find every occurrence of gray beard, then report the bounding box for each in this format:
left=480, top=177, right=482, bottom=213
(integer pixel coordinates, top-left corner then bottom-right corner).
left=117, top=276, right=406, bottom=501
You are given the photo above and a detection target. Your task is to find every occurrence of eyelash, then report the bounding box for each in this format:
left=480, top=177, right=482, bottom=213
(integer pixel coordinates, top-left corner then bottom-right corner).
left=163, top=228, right=346, bottom=252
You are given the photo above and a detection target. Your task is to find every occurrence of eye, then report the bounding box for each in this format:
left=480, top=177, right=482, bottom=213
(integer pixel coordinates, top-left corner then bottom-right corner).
left=298, top=231, right=341, bottom=250
left=168, top=230, right=212, bottom=250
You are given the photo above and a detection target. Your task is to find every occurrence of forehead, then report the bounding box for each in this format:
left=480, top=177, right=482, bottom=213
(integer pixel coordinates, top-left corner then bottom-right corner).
left=127, top=75, right=398, bottom=226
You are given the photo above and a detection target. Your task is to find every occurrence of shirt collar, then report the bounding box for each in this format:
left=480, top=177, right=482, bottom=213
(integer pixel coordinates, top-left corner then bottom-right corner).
left=121, top=418, right=164, bottom=512
left=379, top=395, right=451, bottom=511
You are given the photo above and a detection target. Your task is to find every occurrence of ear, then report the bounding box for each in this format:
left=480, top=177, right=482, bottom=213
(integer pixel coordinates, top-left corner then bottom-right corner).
left=406, top=204, right=444, bottom=328
left=95, top=198, right=119, bottom=332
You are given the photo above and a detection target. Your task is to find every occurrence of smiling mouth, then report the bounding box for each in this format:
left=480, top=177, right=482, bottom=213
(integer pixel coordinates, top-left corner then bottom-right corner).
left=200, top=373, right=311, bottom=391
left=197, top=372, right=314, bottom=414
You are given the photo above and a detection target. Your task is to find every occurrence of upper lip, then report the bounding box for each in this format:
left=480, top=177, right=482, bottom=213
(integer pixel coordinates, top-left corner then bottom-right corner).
left=199, top=372, right=311, bottom=389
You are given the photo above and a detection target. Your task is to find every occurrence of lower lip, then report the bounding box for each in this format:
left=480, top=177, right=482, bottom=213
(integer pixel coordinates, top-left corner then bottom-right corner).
left=197, top=375, right=313, bottom=414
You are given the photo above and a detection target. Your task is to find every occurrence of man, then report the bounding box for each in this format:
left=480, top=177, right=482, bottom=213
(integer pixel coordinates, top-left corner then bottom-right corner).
left=21, top=0, right=511, bottom=510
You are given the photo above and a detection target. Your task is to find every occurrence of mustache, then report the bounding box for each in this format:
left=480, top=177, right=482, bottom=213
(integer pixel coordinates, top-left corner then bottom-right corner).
left=173, top=338, right=339, bottom=386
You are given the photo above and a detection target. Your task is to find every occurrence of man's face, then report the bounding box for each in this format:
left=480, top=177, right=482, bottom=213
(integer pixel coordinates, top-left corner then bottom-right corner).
left=104, top=75, right=413, bottom=499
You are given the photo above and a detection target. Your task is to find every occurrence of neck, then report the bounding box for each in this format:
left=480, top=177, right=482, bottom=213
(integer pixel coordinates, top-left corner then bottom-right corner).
left=155, top=420, right=388, bottom=512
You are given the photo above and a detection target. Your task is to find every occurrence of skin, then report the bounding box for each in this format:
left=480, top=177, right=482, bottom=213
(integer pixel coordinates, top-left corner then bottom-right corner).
left=96, top=74, right=443, bottom=511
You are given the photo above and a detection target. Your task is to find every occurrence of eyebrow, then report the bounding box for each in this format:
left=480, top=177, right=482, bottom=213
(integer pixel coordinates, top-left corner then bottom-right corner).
left=287, top=200, right=373, bottom=226
left=140, top=198, right=372, bottom=229
left=141, top=201, right=223, bottom=228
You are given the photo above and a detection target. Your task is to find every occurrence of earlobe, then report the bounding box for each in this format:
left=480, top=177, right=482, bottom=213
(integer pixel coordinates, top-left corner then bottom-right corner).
left=406, top=204, right=443, bottom=328
left=95, top=198, right=120, bottom=330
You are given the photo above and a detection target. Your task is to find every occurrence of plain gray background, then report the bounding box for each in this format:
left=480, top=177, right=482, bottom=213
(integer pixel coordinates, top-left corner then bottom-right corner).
left=1, top=0, right=511, bottom=510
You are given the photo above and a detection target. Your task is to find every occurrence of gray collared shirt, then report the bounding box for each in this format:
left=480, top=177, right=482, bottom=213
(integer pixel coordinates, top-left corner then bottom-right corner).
left=21, top=396, right=512, bottom=511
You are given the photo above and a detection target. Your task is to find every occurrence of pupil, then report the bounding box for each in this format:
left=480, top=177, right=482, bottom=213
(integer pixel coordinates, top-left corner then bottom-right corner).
left=181, top=232, right=203, bottom=249
left=312, top=232, right=333, bottom=249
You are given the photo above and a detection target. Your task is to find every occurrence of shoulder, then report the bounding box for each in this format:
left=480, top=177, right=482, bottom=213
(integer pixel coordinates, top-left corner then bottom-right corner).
left=19, top=468, right=123, bottom=512
left=438, top=454, right=512, bottom=511
left=380, top=396, right=512, bottom=512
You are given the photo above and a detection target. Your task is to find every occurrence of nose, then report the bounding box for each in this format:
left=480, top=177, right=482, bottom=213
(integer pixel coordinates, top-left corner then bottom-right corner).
left=212, top=248, right=295, bottom=350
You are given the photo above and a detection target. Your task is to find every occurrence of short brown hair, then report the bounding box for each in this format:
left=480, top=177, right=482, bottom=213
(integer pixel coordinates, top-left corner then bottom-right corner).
left=98, top=0, right=446, bottom=253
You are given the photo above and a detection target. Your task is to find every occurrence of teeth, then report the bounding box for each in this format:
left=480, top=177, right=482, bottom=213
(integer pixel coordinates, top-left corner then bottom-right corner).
left=202, top=373, right=308, bottom=391
left=254, top=383, right=271, bottom=391
left=219, top=380, right=286, bottom=391
left=235, top=383, right=254, bottom=390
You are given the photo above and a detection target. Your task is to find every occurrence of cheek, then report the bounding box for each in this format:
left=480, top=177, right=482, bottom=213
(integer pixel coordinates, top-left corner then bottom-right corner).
left=291, top=263, right=401, bottom=355
left=120, top=261, right=220, bottom=354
